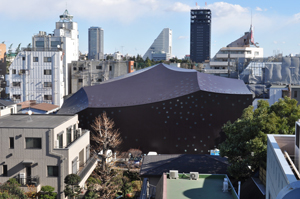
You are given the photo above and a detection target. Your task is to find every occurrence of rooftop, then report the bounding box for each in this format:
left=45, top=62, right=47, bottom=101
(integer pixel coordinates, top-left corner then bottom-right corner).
left=165, top=174, right=236, bottom=199
left=0, top=114, right=76, bottom=129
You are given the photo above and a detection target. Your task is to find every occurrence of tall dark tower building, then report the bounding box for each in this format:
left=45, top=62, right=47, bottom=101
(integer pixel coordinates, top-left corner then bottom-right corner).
left=190, top=9, right=211, bottom=63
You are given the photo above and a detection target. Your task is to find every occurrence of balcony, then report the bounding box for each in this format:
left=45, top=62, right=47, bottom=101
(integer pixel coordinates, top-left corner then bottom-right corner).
left=77, top=154, right=98, bottom=187
left=15, top=176, right=41, bottom=192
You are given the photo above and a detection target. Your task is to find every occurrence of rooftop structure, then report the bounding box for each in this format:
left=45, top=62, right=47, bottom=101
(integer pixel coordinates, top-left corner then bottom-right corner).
left=153, top=173, right=238, bottom=199
left=143, top=28, right=172, bottom=61
left=58, top=63, right=252, bottom=154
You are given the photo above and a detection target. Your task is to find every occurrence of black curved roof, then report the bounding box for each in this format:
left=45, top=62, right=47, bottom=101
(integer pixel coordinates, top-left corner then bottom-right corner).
left=58, top=64, right=251, bottom=114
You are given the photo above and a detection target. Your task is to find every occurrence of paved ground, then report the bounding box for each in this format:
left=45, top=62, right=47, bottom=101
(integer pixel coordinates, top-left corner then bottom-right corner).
left=167, top=177, right=234, bottom=199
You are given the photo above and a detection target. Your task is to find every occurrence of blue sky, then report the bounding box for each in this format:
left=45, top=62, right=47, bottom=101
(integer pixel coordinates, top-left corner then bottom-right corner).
left=1, top=0, right=300, bottom=59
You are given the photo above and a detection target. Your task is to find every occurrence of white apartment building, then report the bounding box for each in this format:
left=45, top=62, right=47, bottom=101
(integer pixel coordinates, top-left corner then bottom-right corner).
left=0, top=114, right=97, bottom=199
left=32, top=9, right=79, bottom=95
left=210, top=28, right=263, bottom=70
left=143, top=28, right=172, bottom=61
left=6, top=51, right=64, bottom=106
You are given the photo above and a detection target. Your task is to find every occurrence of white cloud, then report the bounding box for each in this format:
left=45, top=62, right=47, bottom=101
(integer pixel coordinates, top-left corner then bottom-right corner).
left=256, top=7, right=263, bottom=11
left=166, top=2, right=191, bottom=12
left=282, top=41, right=286, bottom=44
left=1, top=0, right=161, bottom=23
left=178, top=36, right=188, bottom=39
left=274, top=41, right=278, bottom=44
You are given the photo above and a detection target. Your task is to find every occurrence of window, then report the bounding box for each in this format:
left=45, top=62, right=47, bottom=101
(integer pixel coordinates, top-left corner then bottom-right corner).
left=86, top=144, right=90, bottom=159
left=96, top=65, right=102, bottom=70
left=67, top=127, right=72, bottom=145
left=25, top=138, right=42, bottom=149
left=97, top=79, right=102, bottom=82
left=297, top=125, right=300, bottom=148
left=19, top=69, right=26, bottom=75
left=44, top=95, right=52, bottom=100
left=22, top=57, right=26, bottom=61
left=9, top=137, right=14, bottom=149
left=12, top=82, right=21, bottom=87
left=72, top=158, right=78, bottom=174
left=3, top=165, right=7, bottom=176
left=78, top=79, right=83, bottom=83
left=47, top=166, right=58, bottom=177
left=294, top=91, right=298, bottom=98
left=13, top=95, right=21, bottom=100
left=79, top=67, right=83, bottom=71
left=109, top=66, right=112, bottom=71
left=73, top=125, right=77, bottom=140
left=44, top=57, right=52, bottom=62
left=35, top=41, right=44, bottom=47
left=44, top=82, right=52, bottom=88
left=12, top=69, right=16, bottom=74
left=73, top=67, right=77, bottom=71
left=57, top=133, right=63, bottom=148
left=51, top=41, right=61, bottom=48
left=33, top=57, right=38, bottom=62
left=44, top=70, right=52, bottom=75
left=254, top=51, right=259, bottom=56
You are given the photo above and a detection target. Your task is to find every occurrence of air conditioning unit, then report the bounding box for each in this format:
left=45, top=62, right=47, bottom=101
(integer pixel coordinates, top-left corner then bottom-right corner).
left=189, top=172, right=199, bottom=180
left=55, top=140, right=59, bottom=148
left=223, top=178, right=229, bottom=192
left=169, top=170, right=178, bottom=179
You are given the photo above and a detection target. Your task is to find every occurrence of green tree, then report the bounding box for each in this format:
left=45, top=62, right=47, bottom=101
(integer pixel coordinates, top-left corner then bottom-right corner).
left=120, top=176, right=132, bottom=198
left=220, top=97, right=300, bottom=180
left=15, top=43, right=21, bottom=55
left=64, top=174, right=82, bottom=199
left=0, top=178, right=27, bottom=199
left=39, top=186, right=57, bottom=199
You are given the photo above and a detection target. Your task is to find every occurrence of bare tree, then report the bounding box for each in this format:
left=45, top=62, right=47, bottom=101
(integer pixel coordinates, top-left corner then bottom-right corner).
left=128, top=148, right=142, bottom=159
left=91, top=112, right=122, bottom=171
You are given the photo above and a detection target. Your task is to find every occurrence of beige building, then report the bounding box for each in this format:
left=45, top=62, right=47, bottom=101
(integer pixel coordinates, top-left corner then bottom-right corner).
left=0, top=114, right=97, bottom=198
left=0, top=43, right=6, bottom=76
left=70, top=60, right=134, bottom=94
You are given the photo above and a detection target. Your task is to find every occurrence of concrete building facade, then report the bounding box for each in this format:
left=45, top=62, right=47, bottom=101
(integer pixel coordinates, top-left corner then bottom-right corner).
left=70, top=60, right=134, bottom=94
left=32, top=9, right=79, bottom=95
left=190, top=9, right=211, bottom=63
left=88, top=27, right=104, bottom=60
left=143, top=28, right=172, bottom=61
left=5, top=50, right=65, bottom=106
left=0, top=114, right=97, bottom=199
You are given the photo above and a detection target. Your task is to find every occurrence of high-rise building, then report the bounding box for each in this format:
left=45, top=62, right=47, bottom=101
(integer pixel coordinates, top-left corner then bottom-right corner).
left=143, top=28, right=172, bottom=61
left=88, top=27, right=104, bottom=60
left=190, top=9, right=211, bottom=63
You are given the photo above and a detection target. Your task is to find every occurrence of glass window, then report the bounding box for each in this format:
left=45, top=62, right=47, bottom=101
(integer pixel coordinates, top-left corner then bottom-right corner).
left=25, top=138, right=42, bottom=149
left=3, top=165, right=7, bottom=176
left=12, top=69, right=16, bottom=74
left=44, top=82, right=52, bottom=88
left=78, top=79, right=83, bottom=83
left=51, top=41, right=61, bottom=48
left=57, top=133, right=63, bottom=148
left=109, top=66, right=112, bottom=71
left=86, top=145, right=90, bottom=159
left=33, top=57, right=38, bottom=62
left=294, top=91, right=298, bottom=98
left=97, top=79, right=102, bottom=82
left=9, top=137, right=14, bottom=149
left=35, top=41, right=44, bottom=47
left=47, top=166, right=58, bottom=177
left=96, top=65, right=102, bottom=70
left=44, top=95, right=52, bottom=100
left=44, top=57, right=52, bottom=62
left=67, top=127, right=72, bottom=145
left=73, top=67, right=77, bottom=71
left=72, top=158, right=77, bottom=174
left=44, top=70, right=52, bottom=75
left=12, top=82, right=21, bottom=87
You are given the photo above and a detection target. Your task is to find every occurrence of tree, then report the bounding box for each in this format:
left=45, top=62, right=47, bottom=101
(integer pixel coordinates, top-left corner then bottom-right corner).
left=91, top=112, right=122, bottom=171
left=128, top=148, right=142, bottom=159
left=39, top=186, right=57, bottom=199
left=220, top=97, right=300, bottom=180
left=0, top=178, right=27, bottom=199
left=15, top=43, right=21, bottom=55
left=64, top=174, right=82, bottom=199
left=120, top=176, right=132, bottom=198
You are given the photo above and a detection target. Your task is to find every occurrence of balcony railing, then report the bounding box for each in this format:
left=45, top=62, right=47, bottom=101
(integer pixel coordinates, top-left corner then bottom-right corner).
left=77, top=154, right=98, bottom=179
left=15, top=176, right=40, bottom=187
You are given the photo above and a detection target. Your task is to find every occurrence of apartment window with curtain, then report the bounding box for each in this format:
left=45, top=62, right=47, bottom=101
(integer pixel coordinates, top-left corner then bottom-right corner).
left=57, top=133, right=63, bottom=148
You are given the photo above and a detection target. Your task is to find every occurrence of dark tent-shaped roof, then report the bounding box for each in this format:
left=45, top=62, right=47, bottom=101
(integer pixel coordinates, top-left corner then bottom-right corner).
left=58, top=64, right=251, bottom=114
